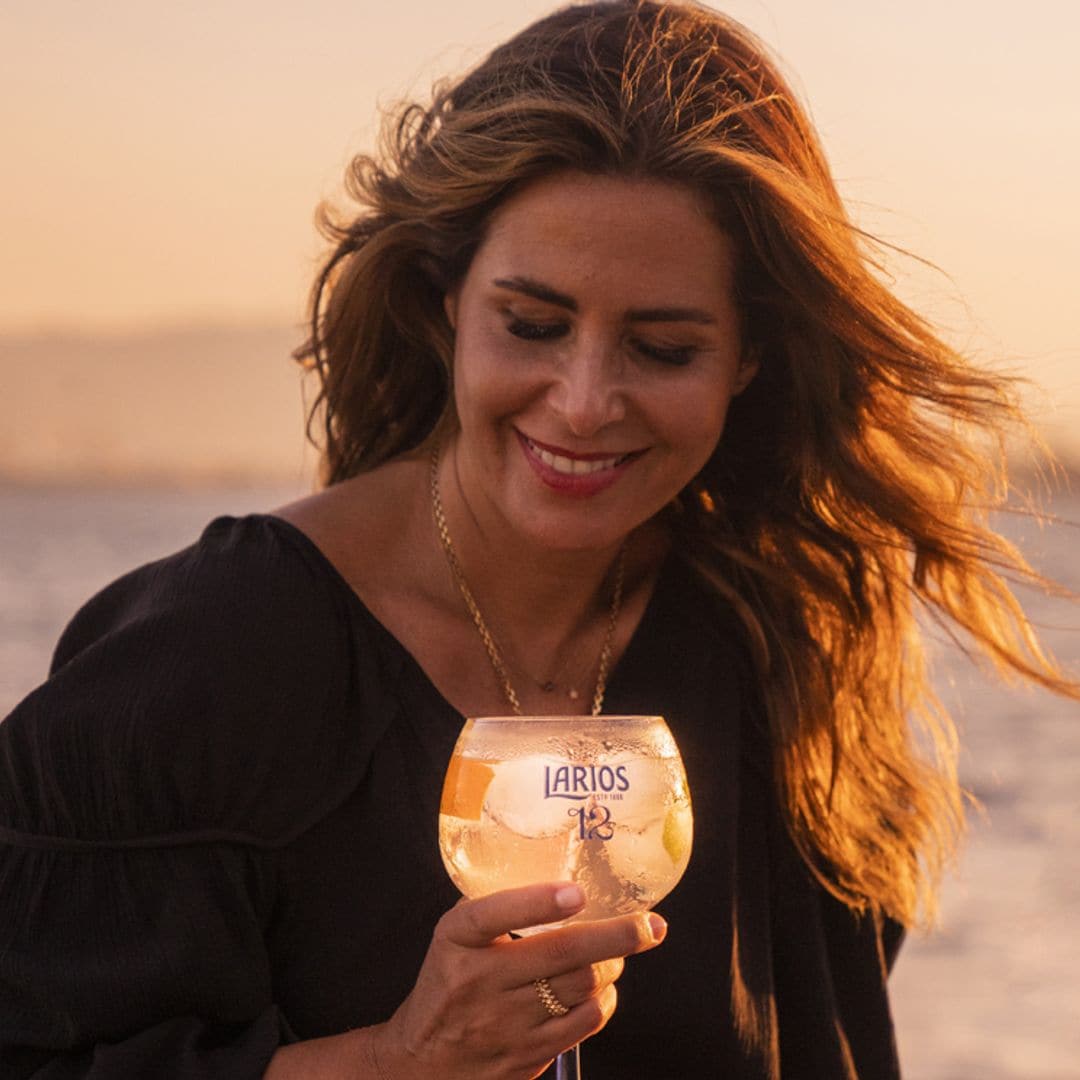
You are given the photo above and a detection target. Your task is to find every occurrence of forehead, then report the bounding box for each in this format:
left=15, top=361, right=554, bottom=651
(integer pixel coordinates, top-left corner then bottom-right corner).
left=471, top=171, right=736, bottom=299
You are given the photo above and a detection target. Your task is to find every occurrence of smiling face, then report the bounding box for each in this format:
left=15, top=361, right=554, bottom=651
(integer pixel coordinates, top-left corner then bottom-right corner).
left=442, top=170, right=757, bottom=554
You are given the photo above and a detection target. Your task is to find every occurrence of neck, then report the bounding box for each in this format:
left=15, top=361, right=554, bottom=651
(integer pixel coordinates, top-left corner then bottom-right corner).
left=432, top=443, right=633, bottom=648
left=428, top=442, right=671, bottom=720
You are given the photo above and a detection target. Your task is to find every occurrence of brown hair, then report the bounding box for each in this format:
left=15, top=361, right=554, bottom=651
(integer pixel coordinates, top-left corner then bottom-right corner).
left=296, top=0, right=1077, bottom=929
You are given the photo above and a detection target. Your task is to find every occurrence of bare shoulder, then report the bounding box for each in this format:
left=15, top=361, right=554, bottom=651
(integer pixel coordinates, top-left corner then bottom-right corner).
left=272, top=454, right=434, bottom=609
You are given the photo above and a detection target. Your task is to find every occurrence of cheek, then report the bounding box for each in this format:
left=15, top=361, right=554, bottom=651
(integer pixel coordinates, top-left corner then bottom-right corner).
left=650, top=375, right=736, bottom=447
left=450, top=323, right=496, bottom=410
left=451, top=326, right=537, bottom=424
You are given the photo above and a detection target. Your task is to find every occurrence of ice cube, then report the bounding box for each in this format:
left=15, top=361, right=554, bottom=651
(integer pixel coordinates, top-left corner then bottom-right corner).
left=603, top=755, right=687, bottom=829
left=483, top=755, right=577, bottom=838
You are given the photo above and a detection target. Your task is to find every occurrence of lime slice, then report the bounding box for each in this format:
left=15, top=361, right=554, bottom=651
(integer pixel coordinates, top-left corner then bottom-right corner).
left=662, top=803, right=692, bottom=865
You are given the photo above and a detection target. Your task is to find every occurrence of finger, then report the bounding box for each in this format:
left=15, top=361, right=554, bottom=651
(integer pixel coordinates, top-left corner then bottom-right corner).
left=525, top=956, right=624, bottom=1026
left=437, top=882, right=586, bottom=948
left=559, top=956, right=624, bottom=1002
left=535, top=982, right=619, bottom=1051
left=510, top=911, right=667, bottom=982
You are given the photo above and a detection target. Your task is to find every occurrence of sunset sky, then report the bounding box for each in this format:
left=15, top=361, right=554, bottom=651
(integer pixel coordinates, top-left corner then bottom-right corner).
left=3, top=0, right=1078, bottom=463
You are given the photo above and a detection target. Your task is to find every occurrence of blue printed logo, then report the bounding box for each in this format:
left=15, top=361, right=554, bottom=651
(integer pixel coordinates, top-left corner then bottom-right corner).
left=543, top=764, right=630, bottom=800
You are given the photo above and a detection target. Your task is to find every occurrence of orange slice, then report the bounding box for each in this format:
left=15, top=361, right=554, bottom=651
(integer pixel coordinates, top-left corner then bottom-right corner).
left=440, top=756, right=496, bottom=819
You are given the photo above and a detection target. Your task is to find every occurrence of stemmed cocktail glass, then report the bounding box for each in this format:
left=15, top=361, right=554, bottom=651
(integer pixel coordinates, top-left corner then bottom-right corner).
left=439, top=715, right=693, bottom=1078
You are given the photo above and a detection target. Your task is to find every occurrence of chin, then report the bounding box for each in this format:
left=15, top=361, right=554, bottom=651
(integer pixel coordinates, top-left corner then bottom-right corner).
left=508, top=505, right=648, bottom=557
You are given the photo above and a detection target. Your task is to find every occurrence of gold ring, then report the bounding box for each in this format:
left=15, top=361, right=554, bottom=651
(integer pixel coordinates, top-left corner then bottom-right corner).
left=533, top=976, right=570, bottom=1018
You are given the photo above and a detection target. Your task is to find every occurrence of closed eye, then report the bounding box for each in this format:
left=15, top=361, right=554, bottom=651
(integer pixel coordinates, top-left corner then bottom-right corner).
left=508, top=318, right=696, bottom=366
left=507, top=318, right=568, bottom=342
left=634, top=341, right=696, bottom=366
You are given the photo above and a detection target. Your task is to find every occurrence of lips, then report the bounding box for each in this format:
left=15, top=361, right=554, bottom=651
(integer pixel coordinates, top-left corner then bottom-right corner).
left=524, top=437, right=631, bottom=476
left=517, top=431, right=645, bottom=496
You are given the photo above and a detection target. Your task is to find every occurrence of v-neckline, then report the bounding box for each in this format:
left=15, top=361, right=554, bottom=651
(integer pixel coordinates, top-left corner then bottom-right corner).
left=260, top=512, right=681, bottom=721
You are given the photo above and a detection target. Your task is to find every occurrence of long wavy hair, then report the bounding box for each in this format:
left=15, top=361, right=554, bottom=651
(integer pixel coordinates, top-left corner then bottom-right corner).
left=296, top=0, right=1077, bottom=929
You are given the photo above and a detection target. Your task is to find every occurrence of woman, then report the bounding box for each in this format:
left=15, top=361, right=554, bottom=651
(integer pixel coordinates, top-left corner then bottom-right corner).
left=1, top=2, right=1075, bottom=1077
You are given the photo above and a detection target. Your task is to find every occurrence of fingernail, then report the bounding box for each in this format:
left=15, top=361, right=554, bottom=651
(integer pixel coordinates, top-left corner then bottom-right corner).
left=554, top=884, right=585, bottom=910
left=648, top=913, right=667, bottom=942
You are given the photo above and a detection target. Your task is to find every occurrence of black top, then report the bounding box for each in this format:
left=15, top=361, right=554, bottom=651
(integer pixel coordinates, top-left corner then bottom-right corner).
left=0, top=516, right=903, bottom=1079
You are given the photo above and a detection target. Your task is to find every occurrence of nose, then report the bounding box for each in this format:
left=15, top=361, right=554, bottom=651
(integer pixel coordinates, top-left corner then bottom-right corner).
left=546, top=340, right=626, bottom=437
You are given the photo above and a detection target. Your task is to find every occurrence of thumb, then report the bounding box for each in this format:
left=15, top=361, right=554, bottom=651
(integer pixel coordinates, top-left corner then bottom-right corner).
left=441, top=882, right=586, bottom=948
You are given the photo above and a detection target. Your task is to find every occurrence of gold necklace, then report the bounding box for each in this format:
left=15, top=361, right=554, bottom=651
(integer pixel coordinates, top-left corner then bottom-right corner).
left=429, top=446, right=625, bottom=717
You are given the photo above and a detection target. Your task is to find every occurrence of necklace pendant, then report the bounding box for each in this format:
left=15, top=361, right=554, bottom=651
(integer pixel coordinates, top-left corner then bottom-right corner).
left=567, top=688, right=580, bottom=701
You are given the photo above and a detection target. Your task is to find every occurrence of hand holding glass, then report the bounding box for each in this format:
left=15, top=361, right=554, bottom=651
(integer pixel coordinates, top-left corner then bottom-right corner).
left=439, top=715, right=693, bottom=1076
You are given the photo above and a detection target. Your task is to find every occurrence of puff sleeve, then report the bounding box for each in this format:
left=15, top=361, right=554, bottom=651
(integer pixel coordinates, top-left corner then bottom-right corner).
left=0, top=517, right=374, bottom=1078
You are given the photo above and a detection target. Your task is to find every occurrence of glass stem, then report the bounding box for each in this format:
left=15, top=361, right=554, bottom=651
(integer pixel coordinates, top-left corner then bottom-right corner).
left=555, top=1044, right=581, bottom=1079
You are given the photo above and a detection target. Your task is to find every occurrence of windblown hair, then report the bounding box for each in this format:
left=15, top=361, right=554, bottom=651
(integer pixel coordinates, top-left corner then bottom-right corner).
left=296, top=0, right=1076, bottom=930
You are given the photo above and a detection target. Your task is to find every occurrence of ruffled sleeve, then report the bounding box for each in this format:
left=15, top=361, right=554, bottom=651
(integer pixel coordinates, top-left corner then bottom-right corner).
left=0, top=516, right=381, bottom=1078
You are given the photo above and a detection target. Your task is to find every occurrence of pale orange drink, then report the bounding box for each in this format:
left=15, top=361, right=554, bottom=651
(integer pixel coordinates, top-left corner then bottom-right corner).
left=439, top=715, right=693, bottom=929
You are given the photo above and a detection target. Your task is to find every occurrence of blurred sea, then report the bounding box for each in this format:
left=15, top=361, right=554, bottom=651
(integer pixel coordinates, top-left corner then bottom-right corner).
left=0, top=484, right=1077, bottom=1079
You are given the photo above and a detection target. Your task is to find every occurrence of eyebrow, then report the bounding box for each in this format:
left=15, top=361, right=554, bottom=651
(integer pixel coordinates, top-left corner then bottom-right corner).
left=492, top=276, right=717, bottom=326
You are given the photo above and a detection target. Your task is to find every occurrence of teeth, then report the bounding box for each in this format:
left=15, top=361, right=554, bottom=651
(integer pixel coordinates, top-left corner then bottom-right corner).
left=527, top=439, right=624, bottom=475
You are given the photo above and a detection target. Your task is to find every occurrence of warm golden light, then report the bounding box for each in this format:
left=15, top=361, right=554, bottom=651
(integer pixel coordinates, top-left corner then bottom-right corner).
left=2, top=1, right=1077, bottom=482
